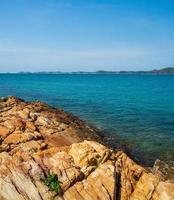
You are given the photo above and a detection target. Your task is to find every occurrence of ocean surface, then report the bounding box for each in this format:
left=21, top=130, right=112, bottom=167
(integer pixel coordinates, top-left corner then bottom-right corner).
left=1, top=73, right=174, bottom=165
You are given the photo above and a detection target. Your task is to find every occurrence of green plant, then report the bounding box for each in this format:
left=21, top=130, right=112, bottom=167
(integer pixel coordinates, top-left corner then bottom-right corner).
left=43, top=173, right=62, bottom=195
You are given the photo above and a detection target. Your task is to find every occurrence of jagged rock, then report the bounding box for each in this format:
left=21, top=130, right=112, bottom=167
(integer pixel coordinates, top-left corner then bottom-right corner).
left=3, top=120, right=16, bottom=133
left=129, top=172, right=159, bottom=200
left=69, top=140, right=111, bottom=168
left=114, top=151, right=145, bottom=200
left=153, top=159, right=174, bottom=181
left=26, top=121, right=36, bottom=132
left=152, top=181, right=174, bottom=200
left=17, top=108, right=30, bottom=120
left=0, top=125, right=9, bottom=138
left=3, top=131, right=41, bottom=145
left=63, top=160, right=116, bottom=200
left=35, top=116, right=52, bottom=127
left=0, top=97, right=174, bottom=200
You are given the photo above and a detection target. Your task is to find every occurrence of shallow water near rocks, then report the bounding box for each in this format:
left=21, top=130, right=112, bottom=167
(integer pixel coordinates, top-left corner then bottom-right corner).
left=1, top=73, right=174, bottom=166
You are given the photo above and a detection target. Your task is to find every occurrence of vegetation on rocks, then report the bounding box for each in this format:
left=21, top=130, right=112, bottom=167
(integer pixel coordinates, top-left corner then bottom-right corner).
left=43, top=173, right=62, bottom=195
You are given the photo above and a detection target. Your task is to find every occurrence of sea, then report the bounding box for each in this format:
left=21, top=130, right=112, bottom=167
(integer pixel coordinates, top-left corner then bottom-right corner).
left=1, top=73, right=174, bottom=165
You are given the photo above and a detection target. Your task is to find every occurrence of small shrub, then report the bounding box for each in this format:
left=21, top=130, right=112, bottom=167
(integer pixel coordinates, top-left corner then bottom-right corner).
left=43, top=173, right=62, bottom=195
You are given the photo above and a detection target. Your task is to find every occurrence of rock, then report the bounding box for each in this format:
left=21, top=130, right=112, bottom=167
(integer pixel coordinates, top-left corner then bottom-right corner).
left=58, top=123, right=68, bottom=131
left=30, top=112, right=39, bottom=121
left=8, top=167, right=42, bottom=200
left=26, top=121, right=36, bottom=132
left=43, top=150, right=81, bottom=190
left=152, top=181, right=174, bottom=200
left=0, top=125, right=9, bottom=138
left=3, top=131, right=41, bottom=145
left=0, top=96, right=174, bottom=200
left=114, top=151, right=145, bottom=200
left=0, top=177, right=25, bottom=200
left=10, top=140, right=45, bottom=155
left=63, top=160, right=116, bottom=200
left=129, top=172, right=159, bottom=200
left=14, top=119, right=25, bottom=131
left=45, top=134, right=72, bottom=147
left=3, top=120, right=16, bottom=133
left=35, top=116, right=52, bottom=126
left=17, top=108, right=30, bottom=120
left=69, top=140, right=111, bottom=168
left=153, top=159, right=174, bottom=181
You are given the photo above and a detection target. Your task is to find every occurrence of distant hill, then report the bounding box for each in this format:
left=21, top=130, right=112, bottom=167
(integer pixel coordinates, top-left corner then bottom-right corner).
left=96, top=67, right=174, bottom=74
left=12, top=67, right=174, bottom=74
left=150, top=67, right=174, bottom=74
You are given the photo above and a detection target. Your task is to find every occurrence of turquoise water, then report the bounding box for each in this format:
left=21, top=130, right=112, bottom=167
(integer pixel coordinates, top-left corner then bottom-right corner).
left=0, top=74, right=174, bottom=165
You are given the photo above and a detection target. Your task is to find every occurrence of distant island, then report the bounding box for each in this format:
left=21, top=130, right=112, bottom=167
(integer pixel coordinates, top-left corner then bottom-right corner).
left=96, top=67, right=174, bottom=74
left=3, top=67, right=174, bottom=74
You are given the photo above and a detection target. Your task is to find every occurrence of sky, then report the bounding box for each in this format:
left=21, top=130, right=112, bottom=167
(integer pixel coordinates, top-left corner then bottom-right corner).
left=0, top=0, right=174, bottom=72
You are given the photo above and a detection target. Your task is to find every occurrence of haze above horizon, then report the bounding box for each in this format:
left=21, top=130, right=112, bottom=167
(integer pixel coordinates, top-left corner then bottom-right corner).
left=0, top=0, right=174, bottom=72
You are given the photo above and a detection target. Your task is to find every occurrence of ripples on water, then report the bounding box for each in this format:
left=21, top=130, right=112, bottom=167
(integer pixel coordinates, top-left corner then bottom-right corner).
left=0, top=73, right=174, bottom=165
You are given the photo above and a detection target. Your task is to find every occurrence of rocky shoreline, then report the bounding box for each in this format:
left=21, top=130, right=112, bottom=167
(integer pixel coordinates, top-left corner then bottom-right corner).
left=0, top=96, right=174, bottom=200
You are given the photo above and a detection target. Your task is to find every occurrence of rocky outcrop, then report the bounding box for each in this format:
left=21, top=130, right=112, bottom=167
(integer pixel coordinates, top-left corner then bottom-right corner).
left=0, top=97, right=174, bottom=200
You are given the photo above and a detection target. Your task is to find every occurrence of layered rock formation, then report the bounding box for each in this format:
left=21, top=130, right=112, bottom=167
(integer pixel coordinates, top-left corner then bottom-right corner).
left=0, top=96, right=174, bottom=200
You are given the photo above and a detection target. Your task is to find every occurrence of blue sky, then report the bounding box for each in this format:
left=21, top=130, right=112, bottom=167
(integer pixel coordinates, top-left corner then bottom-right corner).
left=0, top=0, right=174, bottom=72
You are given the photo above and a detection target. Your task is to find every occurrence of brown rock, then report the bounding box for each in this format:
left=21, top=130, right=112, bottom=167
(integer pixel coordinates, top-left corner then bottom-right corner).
left=153, top=159, right=174, bottom=181
left=10, top=140, right=45, bottom=155
left=129, top=173, right=159, bottom=200
left=152, top=181, right=174, bottom=200
left=14, top=119, right=25, bottom=131
left=3, top=131, right=41, bottom=145
left=69, top=140, right=111, bottom=168
left=26, top=121, right=36, bottom=132
left=63, top=160, right=116, bottom=200
left=17, top=108, right=30, bottom=120
left=45, top=134, right=72, bottom=147
left=35, top=116, right=52, bottom=126
left=115, top=151, right=145, bottom=200
left=3, top=120, right=16, bottom=133
left=0, top=125, right=9, bottom=138
left=0, top=177, right=25, bottom=200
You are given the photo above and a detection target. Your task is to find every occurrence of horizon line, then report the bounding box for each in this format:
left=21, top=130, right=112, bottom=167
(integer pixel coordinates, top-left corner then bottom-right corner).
left=0, top=67, right=174, bottom=74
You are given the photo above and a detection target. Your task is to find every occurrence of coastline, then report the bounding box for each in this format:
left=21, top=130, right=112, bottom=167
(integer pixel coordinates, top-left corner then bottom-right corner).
left=0, top=96, right=174, bottom=199
left=0, top=96, right=172, bottom=166
left=0, top=96, right=149, bottom=166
